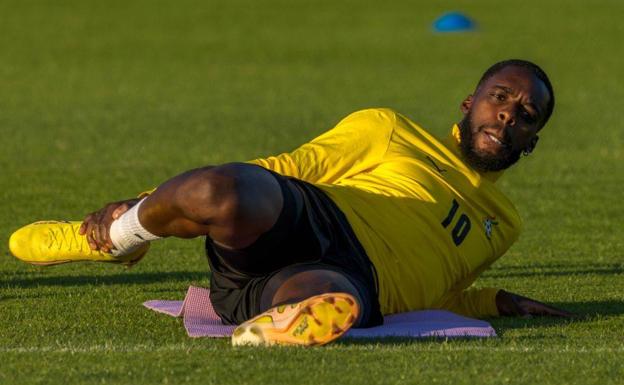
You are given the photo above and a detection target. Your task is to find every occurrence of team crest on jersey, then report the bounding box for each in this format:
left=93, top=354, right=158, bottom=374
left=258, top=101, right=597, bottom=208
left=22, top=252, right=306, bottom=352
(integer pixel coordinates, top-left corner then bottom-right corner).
left=483, top=216, right=498, bottom=240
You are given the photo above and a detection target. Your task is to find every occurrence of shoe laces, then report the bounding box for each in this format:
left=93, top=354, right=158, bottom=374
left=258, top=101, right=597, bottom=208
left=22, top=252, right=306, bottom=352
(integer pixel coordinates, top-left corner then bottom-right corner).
left=47, top=224, right=89, bottom=253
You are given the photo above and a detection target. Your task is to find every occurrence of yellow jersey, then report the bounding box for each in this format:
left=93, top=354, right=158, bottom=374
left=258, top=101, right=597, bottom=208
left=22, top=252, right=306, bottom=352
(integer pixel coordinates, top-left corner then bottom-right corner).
left=248, top=108, right=522, bottom=318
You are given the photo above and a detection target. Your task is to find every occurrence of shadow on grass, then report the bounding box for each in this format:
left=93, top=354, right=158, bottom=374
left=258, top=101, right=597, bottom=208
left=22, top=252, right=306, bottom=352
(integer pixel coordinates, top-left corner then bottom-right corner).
left=0, top=293, right=55, bottom=301
left=335, top=336, right=463, bottom=346
left=483, top=262, right=624, bottom=278
left=1, top=271, right=208, bottom=288
left=554, top=300, right=624, bottom=317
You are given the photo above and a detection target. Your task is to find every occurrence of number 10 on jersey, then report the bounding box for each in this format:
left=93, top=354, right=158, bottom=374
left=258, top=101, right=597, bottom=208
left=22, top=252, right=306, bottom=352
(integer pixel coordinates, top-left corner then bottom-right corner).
left=441, top=199, right=471, bottom=246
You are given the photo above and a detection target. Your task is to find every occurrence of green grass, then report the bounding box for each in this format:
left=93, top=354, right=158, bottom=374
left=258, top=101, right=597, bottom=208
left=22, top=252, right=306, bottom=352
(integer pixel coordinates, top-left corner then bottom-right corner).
left=1, top=0, right=623, bottom=384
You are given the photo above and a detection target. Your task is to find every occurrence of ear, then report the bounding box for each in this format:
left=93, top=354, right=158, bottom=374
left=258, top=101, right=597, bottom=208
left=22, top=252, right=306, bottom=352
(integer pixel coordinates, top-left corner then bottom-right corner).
left=526, top=135, right=539, bottom=153
left=460, top=95, right=473, bottom=115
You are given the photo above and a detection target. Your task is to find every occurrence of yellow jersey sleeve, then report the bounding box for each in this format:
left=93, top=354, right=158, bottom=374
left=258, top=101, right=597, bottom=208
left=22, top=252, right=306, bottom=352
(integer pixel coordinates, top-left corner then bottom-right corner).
left=431, top=258, right=502, bottom=318
left=437, top=287, right=500, bottom=318
left=247, top=109, right=395, bottom=184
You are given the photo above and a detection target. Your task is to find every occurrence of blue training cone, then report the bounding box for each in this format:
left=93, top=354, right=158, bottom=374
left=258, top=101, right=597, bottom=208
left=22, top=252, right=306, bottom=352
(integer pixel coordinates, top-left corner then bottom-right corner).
left=433, top=12, right=476, bottom=32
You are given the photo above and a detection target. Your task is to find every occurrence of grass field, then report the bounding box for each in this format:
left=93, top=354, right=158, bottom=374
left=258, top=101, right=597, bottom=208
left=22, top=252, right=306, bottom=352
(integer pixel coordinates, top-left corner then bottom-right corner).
left=1, top=0, right=623, bottom=384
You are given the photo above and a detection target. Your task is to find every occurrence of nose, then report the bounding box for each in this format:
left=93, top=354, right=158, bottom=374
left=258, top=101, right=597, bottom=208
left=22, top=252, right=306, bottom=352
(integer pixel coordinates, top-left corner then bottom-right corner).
left=497, top=109, right=516, bottom=127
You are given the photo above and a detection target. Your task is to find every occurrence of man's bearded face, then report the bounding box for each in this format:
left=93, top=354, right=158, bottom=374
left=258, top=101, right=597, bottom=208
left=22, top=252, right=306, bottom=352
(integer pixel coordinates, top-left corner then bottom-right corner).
left=457, top=66, right=550, bottom=173
left=458, top=111, right=522, bottom=172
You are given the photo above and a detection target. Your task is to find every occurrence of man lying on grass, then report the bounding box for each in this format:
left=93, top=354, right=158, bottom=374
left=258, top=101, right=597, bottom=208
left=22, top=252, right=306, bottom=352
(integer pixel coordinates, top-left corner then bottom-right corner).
left=10, top=59, right=573, bottom=346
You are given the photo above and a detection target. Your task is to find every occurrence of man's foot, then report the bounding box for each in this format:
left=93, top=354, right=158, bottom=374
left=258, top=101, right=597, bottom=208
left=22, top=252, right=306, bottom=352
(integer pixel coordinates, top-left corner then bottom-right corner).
left=231, top=292, right=359, bottom=347
left=8, top=221, right=149, bottom=267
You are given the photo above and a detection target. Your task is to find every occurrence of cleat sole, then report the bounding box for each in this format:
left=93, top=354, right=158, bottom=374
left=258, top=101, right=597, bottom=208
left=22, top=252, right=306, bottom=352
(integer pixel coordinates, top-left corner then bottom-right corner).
left=232, top=292, right=359, bottom=347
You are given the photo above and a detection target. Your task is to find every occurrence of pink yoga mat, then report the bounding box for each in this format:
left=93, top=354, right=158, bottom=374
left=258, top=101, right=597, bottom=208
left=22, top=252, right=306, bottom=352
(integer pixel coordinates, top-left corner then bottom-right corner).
left=144, top=286, right=496, bottom=339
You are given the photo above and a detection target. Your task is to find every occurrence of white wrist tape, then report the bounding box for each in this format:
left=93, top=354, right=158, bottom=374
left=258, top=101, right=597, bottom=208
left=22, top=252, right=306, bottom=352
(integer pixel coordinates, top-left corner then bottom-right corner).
left=109, top=198, right=161, bottom=256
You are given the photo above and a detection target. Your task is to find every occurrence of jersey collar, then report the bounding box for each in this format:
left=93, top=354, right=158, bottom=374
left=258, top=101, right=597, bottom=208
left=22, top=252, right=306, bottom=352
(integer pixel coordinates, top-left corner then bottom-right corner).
left=444, top=124, right=505, bottom=183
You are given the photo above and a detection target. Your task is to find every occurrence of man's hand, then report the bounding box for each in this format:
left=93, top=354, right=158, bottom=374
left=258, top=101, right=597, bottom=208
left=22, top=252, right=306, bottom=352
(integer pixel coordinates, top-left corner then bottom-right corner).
left=79, top=198, right=141, bottom=253
left=496, top=290, right=574, bottom=318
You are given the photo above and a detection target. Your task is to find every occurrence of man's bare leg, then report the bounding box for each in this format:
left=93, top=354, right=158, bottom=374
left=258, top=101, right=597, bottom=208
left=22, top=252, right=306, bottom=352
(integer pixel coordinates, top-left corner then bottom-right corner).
left=83, top=162, right=367, bottom=343
left=137, top=163, right=284, bottom=249
left=82, top=163, right=285, bottom=253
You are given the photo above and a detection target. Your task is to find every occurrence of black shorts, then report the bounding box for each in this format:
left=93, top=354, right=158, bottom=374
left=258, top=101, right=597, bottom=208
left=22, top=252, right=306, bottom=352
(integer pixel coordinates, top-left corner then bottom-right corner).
left=205, top=169, right=383, bottom=327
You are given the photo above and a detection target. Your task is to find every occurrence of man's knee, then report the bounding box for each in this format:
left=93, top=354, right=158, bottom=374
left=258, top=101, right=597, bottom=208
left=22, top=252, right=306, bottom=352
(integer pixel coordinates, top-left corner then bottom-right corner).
left=172, top=163, right=284, bottom=246
left=171, top=164, right=238, bottom=222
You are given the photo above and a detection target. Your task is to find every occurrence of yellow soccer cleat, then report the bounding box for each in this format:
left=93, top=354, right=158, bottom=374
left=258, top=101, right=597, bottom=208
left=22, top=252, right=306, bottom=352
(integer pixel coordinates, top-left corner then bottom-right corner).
left=8, top=221, right=149, bottom=267
left=231, top=292, right=359, bottom=347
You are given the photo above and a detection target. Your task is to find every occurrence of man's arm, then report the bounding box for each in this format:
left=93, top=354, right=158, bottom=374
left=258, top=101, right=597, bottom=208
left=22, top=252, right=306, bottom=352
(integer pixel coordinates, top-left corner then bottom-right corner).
left=248, top=108, right=395, bottom=184
left=439, top=287, right=573, bottom=319
left=437, top=287, right=501, bottom=318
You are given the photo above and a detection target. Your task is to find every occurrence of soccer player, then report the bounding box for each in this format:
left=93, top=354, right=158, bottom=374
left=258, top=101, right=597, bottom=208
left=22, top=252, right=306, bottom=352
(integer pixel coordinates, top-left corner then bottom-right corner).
left=9, top=59, right=573, bottom=346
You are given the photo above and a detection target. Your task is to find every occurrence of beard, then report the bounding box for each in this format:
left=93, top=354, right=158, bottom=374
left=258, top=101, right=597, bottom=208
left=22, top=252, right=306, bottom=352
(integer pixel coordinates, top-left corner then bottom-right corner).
left=458, top=112, right=522, bottom=172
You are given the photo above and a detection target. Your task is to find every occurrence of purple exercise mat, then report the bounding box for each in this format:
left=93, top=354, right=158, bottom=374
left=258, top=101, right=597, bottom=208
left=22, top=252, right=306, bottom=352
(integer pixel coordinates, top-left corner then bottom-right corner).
left=143, top=286, right=496, bottom=339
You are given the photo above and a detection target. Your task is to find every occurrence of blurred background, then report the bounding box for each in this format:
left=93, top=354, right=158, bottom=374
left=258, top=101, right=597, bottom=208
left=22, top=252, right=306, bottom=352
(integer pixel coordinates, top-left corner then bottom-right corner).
left=1, top=0, right=621, bottom=265
left=0, top=1, right=623, bottom=383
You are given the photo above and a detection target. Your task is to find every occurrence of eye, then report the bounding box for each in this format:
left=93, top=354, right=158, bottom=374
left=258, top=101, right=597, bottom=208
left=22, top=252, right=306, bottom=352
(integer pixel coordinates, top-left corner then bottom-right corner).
left=490, top=92, right=505, bottom=102
left=520, top=108, right=536, bottom=124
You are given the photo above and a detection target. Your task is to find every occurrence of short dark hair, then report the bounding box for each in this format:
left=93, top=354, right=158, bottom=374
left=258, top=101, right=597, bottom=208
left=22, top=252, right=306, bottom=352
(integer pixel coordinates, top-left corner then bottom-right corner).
left=476, top=59, right=555, bottom=127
